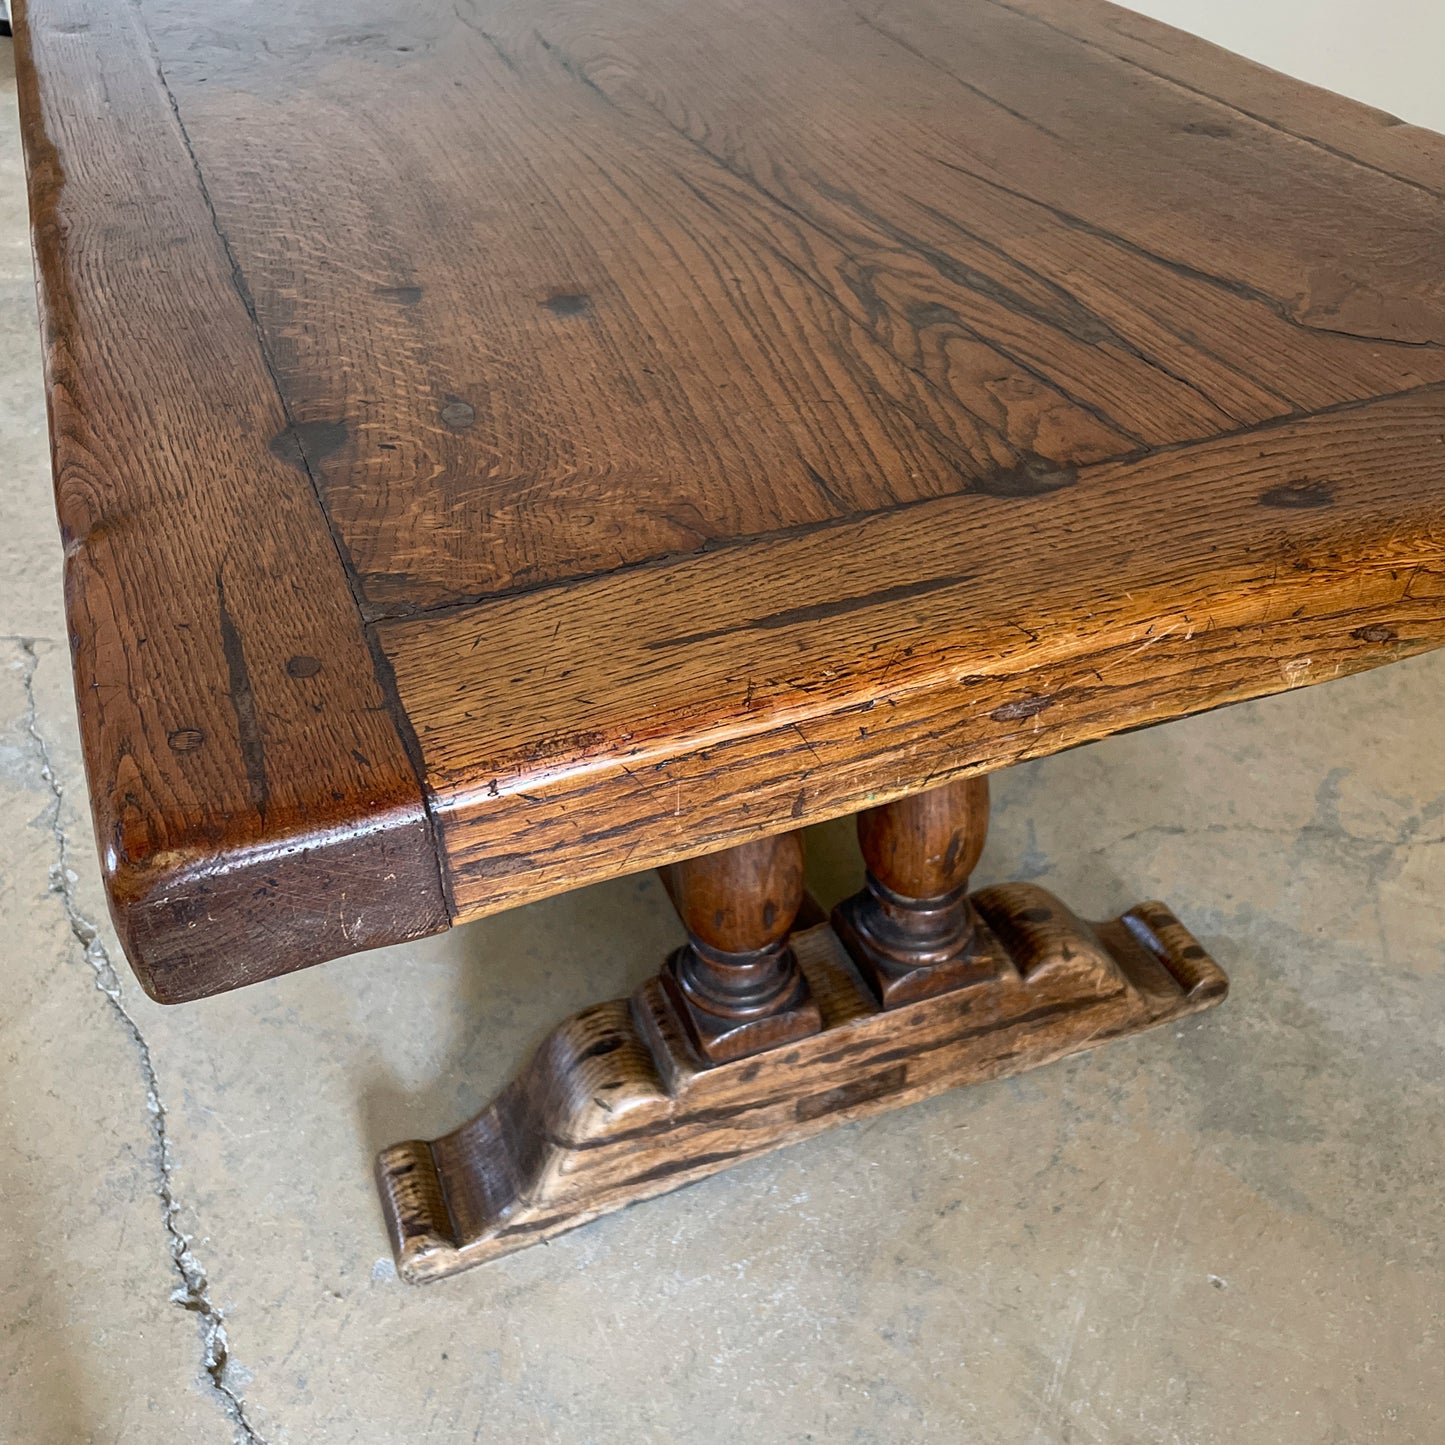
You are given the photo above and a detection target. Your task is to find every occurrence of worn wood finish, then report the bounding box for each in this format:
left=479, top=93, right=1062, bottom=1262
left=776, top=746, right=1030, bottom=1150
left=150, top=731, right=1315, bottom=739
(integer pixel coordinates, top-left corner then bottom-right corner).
left=382, top=388, right=1445, bottom=924
left=136, top=0, right=1445, bottom=613
left=836, top=776, right=991, bottom=1006
left=13, top=0, right=447, bottom=1002
left=15, top=0, right=1445, bottom=999
left=658, top=833, right=822, bottom=1064
left=377, top=885, right=1227, bottom=1281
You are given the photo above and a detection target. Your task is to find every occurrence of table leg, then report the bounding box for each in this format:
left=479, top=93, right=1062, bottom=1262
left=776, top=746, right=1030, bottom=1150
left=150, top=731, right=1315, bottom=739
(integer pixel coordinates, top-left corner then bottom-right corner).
left=658, top=833, right=822, bottom=1063
left=376, top=773, right=1228, bottom=1283
left=834, top=775, right=990, bottom=1006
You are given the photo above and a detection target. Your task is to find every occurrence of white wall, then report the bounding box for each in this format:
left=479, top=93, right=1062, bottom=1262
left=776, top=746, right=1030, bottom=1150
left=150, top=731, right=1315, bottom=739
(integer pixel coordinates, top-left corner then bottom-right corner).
left=1124, top=0, right=1445, bottom=132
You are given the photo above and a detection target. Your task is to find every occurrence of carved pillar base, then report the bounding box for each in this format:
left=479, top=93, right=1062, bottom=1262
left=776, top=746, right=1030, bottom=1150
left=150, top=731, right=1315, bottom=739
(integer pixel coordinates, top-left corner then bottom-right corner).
left=376, top=881, right=1227, bottom=1283
left=834, top=774, right=993, bottom=1006
left=656, top=831, right=822, bottom=1063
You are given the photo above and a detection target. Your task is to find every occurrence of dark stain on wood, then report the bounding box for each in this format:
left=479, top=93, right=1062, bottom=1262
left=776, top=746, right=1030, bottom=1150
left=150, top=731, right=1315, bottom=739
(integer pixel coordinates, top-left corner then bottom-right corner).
left=542, top=291, right=590, bottom=316
left=795, top=1063, right=908, bottom=1121
left=1259, top=479, right=1335, bottom=508
left=990, top=694, right=1056, bottom=722
left=268, top=418, right=350, bottom=471
left=580, top=1036, right=624, bottom=1059
left=803, top=461, right=849, bottom=512
left=1179, top=120, right=1235, bottom=139
left=440, top=397, right=476, bottom=430
left=971, top=459, right=1079, bottom=499
left=654, top=574, right=974, bottom=649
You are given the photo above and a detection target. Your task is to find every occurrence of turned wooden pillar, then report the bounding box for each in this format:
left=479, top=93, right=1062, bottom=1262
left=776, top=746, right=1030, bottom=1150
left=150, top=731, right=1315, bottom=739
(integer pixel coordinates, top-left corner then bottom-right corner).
left=660, top=831, right=822, bottom=1064
left=834, top=775, right=991, bottom=1007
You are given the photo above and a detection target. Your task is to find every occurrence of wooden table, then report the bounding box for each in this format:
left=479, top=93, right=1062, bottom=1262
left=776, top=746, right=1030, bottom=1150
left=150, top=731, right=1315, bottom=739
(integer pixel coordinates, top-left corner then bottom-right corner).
left=16, top=0, right=1445, bottom=1281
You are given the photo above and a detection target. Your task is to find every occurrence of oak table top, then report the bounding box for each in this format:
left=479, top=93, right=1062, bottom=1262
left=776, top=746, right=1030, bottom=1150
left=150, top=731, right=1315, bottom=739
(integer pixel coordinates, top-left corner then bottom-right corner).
left=16, top=0, right=1445, bottom=1002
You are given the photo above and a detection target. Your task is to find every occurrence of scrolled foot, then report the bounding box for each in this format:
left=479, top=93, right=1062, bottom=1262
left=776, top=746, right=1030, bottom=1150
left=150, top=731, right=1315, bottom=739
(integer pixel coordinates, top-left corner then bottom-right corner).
left=375, top=876, right=1226, bottom=1282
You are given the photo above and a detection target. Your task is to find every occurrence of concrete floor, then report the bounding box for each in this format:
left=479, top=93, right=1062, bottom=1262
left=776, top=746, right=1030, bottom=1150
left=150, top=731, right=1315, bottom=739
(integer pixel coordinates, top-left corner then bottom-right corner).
left=2, top=27, right=1444, bottom=1445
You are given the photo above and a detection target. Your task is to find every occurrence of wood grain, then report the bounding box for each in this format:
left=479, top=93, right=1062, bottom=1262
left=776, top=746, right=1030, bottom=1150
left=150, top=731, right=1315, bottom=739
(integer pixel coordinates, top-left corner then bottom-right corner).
left=17, top=0, right=1445, bottom=998
left=995, top=0, right=1445, bottom=196
left=137, top=0, right=1445, bottom=610
left=377, top=886, right=1228, bottom=1280
left=14, top=0, right=447, bottom=1001
left=856, top=775, right=990, bottom=902
left=380, top=388, right=1445, bottom=923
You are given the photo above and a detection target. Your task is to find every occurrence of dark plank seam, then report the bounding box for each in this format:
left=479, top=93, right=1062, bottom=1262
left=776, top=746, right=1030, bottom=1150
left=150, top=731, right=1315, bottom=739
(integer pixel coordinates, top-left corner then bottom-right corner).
left=851, top=8, right=1067, bottom=144
left=919, top=145, right=1444, bottom=352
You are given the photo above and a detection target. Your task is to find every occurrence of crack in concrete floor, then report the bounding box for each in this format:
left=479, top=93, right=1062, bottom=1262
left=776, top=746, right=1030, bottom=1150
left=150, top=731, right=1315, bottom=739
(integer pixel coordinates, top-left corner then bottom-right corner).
left=12, top=637, right=268, bottom=1445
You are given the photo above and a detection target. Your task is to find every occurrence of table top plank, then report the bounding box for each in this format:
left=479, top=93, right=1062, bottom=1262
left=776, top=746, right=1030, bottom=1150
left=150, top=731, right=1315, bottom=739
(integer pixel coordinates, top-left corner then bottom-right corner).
left=135, top=0, right=1445, bottom=611
left=1000, top=0, right=1445, bottom=197
left=15, top=0, right=448, bottom=1001
left=16, top=0, right=1445, bottom=997
left=378, top=385, right=1445, bottom=920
